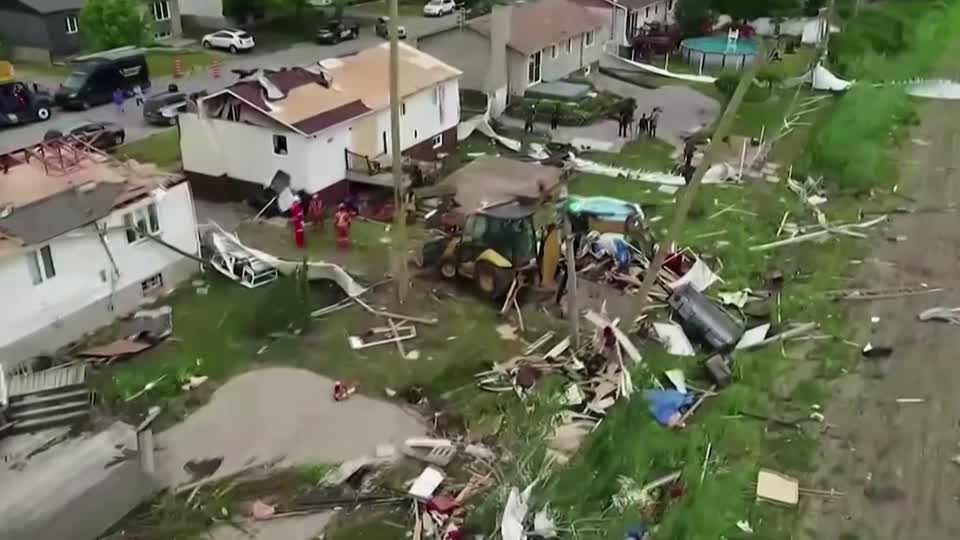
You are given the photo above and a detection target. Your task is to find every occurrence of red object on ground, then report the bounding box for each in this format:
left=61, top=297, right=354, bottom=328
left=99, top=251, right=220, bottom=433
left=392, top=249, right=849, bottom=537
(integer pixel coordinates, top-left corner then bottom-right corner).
left=292, top=198, right=305, bottom=248
left=173, top=57, right=184, bottom=78
left=426, top=495, right=459, bottom=514
left=334, top=205, right=353, bottom=250
left=211, top=59, right=221, bottom=78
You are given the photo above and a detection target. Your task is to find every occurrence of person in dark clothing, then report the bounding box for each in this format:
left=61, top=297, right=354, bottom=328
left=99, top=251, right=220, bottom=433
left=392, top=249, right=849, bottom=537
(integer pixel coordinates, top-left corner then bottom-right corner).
left=637, top=114, right=649, bottom=139
left=649, top=113, right=659, bottom=138
left=524, top=104, right=536, bottom=133
left=617, top=109, right=630, bottom=137
left=550, top=103, right=561, bottom=131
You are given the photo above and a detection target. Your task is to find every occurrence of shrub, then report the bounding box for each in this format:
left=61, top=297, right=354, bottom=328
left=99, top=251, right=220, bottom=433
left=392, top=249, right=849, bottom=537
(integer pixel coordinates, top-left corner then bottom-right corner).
left=506, top=93, right=626, bottom=126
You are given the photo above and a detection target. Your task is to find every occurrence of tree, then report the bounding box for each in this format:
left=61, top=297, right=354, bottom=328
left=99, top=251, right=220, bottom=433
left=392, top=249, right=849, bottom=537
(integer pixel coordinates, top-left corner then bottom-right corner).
left=710, top=0, right=801, bottom=20
left=79, top=0, right=150, bottom=51
left=675, top=0, right=712, bottom=37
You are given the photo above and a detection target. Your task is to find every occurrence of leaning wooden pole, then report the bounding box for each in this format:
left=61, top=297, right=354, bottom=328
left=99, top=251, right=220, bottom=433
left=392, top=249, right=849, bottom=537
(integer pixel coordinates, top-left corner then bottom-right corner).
left=629, top=47, right=767, bottom=320
left=388, top=0, right=409, bottom=302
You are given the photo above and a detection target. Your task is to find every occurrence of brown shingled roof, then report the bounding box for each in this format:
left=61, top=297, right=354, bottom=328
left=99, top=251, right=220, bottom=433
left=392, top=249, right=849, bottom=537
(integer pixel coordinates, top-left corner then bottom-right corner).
left=469, top=0, right=606, bottom=55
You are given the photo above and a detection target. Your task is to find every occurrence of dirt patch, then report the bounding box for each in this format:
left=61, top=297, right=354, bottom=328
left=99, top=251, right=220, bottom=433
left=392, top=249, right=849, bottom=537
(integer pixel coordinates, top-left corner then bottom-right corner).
left=801, top=94, right=960, bottom=538
left=156, top=367, right=425, bottom=488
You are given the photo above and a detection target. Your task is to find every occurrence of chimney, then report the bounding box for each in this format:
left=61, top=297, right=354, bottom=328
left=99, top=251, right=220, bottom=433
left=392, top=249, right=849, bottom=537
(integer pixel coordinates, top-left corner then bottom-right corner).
left=483, top=2, right=512, bottom=116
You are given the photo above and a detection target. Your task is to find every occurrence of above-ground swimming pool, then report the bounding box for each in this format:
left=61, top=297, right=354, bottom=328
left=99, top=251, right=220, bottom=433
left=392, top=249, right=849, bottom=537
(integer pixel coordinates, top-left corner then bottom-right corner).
left=680, top=36, right=758, bottom=72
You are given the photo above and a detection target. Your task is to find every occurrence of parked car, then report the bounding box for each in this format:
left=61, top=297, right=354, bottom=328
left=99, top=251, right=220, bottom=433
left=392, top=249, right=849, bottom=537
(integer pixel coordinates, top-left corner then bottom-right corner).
left=201, top=29, right=255, bottom=53
left=316, top=20, right=360, bottom=44
left=143, top=90, right=187, bottom=125
left=375, top=16, right=407, bottom=39
left=67, top=121, right=126, bottom=149
left=423, top=0, right=456, bottom=17
left=0, top=80, right=53, bottom=127
left=54, top=50, right=150, bottom=110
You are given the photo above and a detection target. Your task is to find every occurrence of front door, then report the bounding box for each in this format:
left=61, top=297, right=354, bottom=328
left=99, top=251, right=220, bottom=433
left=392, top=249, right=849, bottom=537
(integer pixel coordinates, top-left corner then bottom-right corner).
left=527, top=51, right=542, bottom=85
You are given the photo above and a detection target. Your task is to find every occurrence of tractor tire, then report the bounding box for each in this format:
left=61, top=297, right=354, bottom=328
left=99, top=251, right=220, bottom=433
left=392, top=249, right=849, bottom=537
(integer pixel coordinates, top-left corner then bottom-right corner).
left=439, top=257, right=457, bottom=279
left=475, top=261, right=511, bottom=299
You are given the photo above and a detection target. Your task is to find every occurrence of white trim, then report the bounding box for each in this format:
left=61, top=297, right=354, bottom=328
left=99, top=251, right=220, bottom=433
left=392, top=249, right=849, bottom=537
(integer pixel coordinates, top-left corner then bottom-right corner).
left=153, top=0, right=171, bottom=21
left=65, top=14, right=79, bottom=34
left=431, top=133, right=443, bottom=149
left=527, top=50, right=542, bottom=84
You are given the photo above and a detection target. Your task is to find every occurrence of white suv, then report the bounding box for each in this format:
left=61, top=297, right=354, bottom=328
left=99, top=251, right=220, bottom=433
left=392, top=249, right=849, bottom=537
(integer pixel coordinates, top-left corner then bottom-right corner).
left=201, top=29, right=256, bottom=54
left=423, top=0, right=456, bottom=17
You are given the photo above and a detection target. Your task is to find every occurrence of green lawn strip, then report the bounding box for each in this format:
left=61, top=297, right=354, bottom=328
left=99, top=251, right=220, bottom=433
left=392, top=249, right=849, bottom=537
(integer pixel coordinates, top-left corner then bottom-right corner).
left=118, top=128, right=181, bottom=169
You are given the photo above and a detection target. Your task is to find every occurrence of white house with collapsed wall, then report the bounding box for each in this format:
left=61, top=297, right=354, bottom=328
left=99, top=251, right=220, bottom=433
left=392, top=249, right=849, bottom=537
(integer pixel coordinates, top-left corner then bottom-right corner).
left=179, top=42, right=462, bottom=203
left=0, top=140, right=200, bottom=366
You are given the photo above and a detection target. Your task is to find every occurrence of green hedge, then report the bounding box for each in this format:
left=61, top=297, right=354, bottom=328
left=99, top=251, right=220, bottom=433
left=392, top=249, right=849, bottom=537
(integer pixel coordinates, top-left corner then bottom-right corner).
left=505, top=93, right=626, bottom=126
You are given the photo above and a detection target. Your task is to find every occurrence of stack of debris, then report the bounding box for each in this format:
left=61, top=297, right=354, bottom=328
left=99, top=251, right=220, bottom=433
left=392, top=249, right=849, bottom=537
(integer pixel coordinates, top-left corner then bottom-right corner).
left=1, top=363, right=92, bottom=436
left=78, top=305, right=173, bottom=366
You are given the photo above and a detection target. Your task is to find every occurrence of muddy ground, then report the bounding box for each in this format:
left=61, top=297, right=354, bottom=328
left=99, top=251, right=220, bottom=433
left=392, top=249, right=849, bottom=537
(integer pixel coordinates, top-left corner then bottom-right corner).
left=802, top=58, right=960, bottom=539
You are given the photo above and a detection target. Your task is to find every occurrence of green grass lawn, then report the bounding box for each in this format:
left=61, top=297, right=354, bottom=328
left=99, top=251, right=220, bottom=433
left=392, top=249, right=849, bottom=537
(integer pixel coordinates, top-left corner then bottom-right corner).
left=117, top=128, right=181, bottom=169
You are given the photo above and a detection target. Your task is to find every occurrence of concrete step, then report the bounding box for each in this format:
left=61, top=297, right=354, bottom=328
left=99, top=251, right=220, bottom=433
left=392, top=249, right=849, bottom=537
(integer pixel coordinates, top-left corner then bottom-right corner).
left=9, top=399, right=90, bottom=421
left=8, top=388, right=90, bottom=409
left=9, top=410, right=90, bottom=435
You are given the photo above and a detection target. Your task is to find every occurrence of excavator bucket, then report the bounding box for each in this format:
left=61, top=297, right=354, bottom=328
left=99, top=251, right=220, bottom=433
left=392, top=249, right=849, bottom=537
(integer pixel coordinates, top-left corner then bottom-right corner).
left=540, top=226, right=562, bottom=288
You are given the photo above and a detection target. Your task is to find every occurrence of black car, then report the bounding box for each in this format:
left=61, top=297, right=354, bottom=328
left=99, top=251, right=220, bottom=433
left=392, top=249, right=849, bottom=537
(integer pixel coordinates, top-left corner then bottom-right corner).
left=316, top=21, right=359, bottom=44
left=54, top=50, right=151, bottom=110
left=143, top=90, right=187, bottom=125
left=68, top=121, right=126, bottom=149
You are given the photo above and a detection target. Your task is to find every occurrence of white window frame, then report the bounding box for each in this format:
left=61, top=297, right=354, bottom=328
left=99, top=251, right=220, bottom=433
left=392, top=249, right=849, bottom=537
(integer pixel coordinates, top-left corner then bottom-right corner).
left=644, top=6, right=650, bottom=18
left=550, top=44, right=558, bottom=59
left=585, top=30, right=595, bottom=47
left=27, top=245, right=56, bottom=285
left=65, top=14, right=79, bottom=34
left=153, top=1, right=171, bottom=21
left=527, top=50, right=542, bottom=84
left=565, top=38, right=572, bottom=54
left=431, top=134, right=443, bottom=149
left=273, top=134, right=288, bottom=156
left=141, top=273, right=164, bottom=295
left=124, top=202, right=161, bottom=244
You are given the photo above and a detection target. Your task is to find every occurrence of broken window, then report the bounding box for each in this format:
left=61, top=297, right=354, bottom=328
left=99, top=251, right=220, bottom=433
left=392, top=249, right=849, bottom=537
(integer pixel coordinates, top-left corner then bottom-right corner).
left=27, top=245, right=55, bottom=285
left=273, top=134, right=288, bottom=155
left=124, top=203, right=161, bottom=243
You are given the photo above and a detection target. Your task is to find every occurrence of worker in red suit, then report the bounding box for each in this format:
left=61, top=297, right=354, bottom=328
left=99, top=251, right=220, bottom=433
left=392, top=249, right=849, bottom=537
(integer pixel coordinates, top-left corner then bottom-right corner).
left=333, top=203, right=352, bottom=250
left=291, top=197, right=305, bottom=248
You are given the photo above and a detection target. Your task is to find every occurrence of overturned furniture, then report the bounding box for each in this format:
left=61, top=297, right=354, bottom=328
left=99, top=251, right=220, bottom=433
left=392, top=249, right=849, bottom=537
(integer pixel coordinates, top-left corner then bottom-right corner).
left=207, top=228, right=279, bottom=288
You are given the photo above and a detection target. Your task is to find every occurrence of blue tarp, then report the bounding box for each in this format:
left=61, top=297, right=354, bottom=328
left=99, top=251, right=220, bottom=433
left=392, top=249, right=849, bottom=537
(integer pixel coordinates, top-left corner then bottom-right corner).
left=644, top=390, right=695, bottom=426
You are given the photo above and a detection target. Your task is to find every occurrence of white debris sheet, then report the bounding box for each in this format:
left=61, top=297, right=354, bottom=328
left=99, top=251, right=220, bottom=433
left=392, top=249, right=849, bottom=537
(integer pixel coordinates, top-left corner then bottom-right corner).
left=736, top=323, right=771, bottom=350
left=409, top=466, right=445, bottom=499
left=501, top=482, right=537, bottom=540
left=211, top=223, right=365, bottom=297
left=652, top=322, right=696, bottom=356
left=668, top=258, right=721, bottom=292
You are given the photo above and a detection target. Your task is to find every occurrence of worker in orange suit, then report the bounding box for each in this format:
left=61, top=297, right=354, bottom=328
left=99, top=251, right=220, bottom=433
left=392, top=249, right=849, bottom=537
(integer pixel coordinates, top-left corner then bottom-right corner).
left=333, top=203, right=352, bottom=250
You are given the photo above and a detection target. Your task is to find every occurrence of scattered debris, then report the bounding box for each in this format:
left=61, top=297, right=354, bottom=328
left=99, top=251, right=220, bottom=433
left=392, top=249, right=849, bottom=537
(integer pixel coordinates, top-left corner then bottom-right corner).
left=496, top=324, right=519, bottom=341
left=736, top=520, right=754, bottom=534
left=668, top=258, right=721, bottom=292
left=124, top=375, right=167, bottom=402
left=349, top=325, right=417, bottom=349
left=251, top=500, right=276, bottom=520
left=736, top=324, right=770, bottom=350
left=501, top=482, right=536, bottom=540
left=756, top=469, right=799, bottom=506
left=862, top=343, right=893, bottom=358
left=180, top=375, right=208, bottom=391
left=409, top=466, right=446, bottom=499
left=895, top=398, right=925, bottom=404
left=668, top=284, right=743, bottom=351
left=402, top=438, right=457, bottom=466
left=664, top=369, right=687, bottom=394
left=78, top=338, right=152, bottom=362
left=645, top=390, right=695, bottom=428
left=918, top=306, right=960, bottom=324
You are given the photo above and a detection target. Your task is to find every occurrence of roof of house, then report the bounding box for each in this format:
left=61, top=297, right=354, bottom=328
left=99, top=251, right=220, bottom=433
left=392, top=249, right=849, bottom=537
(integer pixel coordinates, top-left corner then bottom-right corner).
left=615, top=0, right=664, bottom=10
left=211, top=42, right=462, bottom=136
left=468, top=0, right=606, bottom=55
left=0, top=145, right=178, bottom=254
left=12, top=0, right=85, bottom=14
left=435, top=155, right=566, bottom=213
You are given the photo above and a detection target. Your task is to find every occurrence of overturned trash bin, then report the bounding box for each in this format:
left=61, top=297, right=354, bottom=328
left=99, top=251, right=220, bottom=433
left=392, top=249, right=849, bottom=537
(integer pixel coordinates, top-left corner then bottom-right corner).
left=668, top=284, right=743, bottom=352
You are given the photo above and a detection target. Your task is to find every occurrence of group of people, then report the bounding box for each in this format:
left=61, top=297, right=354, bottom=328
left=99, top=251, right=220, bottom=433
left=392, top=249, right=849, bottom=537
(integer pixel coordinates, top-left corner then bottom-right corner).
left=617, top=101, right=661, bottom=139
left=523, top=103, right=565, bottom=134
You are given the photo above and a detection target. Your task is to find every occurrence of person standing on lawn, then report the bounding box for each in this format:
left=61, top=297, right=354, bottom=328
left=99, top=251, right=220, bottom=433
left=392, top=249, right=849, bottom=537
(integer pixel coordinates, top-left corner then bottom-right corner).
left=550, top=103, right=561, bottom=131
left=648, top=111, right=659, bottom=138
left=637, top=114, right=649, bottom=139
left=524, top=103, right=536, bottom=133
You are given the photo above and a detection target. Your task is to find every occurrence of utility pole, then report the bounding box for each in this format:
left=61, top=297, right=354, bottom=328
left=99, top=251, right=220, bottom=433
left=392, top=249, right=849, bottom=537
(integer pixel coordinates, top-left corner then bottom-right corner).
left=629, top=49, right=766, bottom=320
left=388, top=0, right=408, bottom=302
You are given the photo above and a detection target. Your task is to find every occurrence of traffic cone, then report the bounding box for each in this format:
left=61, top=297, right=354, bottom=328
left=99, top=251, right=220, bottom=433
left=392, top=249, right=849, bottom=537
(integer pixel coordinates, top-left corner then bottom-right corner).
left=173, top=56, right=184, bottom=79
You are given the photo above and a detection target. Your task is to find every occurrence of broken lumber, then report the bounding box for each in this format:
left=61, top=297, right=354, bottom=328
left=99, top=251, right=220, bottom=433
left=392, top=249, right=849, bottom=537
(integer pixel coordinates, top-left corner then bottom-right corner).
left=738, top=322, right=817, bottom=351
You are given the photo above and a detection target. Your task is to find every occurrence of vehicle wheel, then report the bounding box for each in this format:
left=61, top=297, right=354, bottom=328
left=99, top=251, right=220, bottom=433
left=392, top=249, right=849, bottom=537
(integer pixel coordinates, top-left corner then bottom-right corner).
left=81, top=100, right=90, bottom=110
left=229, top=44, right=238, bottom=54
left=440, top=258, right=457, bottom=279
left=333, top=34, right=340, bottom=44
left=202, top=40, right=211, bottom=48
left=114, top=134, right=124, bottom=146
left=473, top=261, right=506, bottom=299
left=36, top=107, right=51, bottom=121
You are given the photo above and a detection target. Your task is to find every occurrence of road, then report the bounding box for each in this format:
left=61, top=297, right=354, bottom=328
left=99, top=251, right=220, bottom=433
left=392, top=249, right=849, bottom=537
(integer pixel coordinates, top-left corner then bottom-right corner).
left=799, top=35, right=960, bottom=540
left=0, top=12, right=460, bottom=155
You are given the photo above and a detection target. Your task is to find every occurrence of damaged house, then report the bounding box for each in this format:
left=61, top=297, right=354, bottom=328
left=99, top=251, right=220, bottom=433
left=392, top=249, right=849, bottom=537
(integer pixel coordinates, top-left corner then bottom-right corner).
left=0, top=139, right=200, bottom=366
left=179, top=42, right=462, bottom=202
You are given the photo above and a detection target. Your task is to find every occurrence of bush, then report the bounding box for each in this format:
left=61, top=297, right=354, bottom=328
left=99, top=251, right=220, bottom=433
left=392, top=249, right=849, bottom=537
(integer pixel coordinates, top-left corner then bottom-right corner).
left=714, top=73, right=767, bottom=102
left=506, top=93, right=626, bottom=126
